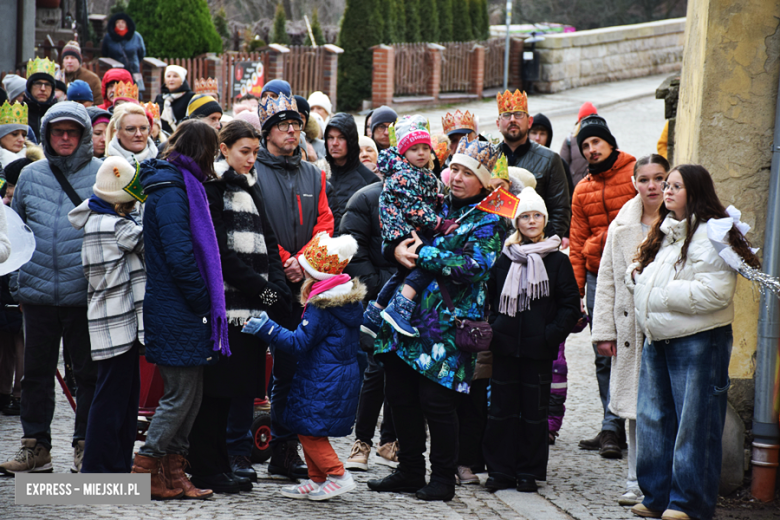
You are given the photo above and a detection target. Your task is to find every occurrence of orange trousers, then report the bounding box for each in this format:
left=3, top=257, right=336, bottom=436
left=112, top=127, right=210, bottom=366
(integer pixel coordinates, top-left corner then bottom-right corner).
left=298, top=435, right=344, bottom=483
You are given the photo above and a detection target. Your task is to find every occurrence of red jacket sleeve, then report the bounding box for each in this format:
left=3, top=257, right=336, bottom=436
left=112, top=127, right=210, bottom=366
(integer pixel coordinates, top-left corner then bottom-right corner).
left=294, top=170, right=334, bottom=259
left=278, top=245, right=291, bottom=264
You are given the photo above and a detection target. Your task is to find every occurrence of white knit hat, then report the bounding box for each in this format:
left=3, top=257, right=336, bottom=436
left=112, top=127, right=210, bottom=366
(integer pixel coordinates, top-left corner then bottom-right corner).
left=513, top=186, right=548, bottom=228
left=307, top=91, right=332, bottom=116
left=508, top=167, right=537, bottom=190
left=165, top=65, right=188, bottom=81
left=299, top=232, right=359, bottom=280
left=94, top=156, right=138, bottom=204
left=358, top=135, right=377, bottom=154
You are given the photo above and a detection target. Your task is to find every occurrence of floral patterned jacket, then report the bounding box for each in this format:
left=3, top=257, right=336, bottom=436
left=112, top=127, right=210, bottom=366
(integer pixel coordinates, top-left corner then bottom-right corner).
left=378, top=147, right=441, bottom=244
left=374, top=194, right=504, bottom=393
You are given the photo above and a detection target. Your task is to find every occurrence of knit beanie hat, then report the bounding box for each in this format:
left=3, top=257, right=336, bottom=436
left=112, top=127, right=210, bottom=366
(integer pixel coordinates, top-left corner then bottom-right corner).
left=234, top=110, right=262, bottom=132
left=94, top=156, right=145, bottom=204
left=513, top=186, right=548, bottom=227
left=62, top=40, right=83, bottom=64
left=358, top=135, right=377, bottom=154
left=294, top=95, right=310, bottom=122
left=261, top=79, right=292, bottom=98
left=508, top=166, right=537, bottom=190
left=577, top=101, right=597, bottom=122
left=299, top=232, right=359, bottom=280
left=0, top=101, right=28, bottom=139
left=67, top=80, right=93, bottom=102
left=86, top=106, right=111, bottom=127
left=4, top=157, right=32, bottom=185
left=576, top=115, right=617, bottom=153
left=371, top=106, right=397, bottom=134
left=450, top=136, right=500, bottom=189
left=307, top=91, right=332, bottom=117
left=258, top=92, right=302, bottom=132
left=165, top=65, right=188, bottom=81
left=2, top=75, right=26, bottom=102
left=187, top=94, right=223, bottom=119
left=391, top=115, right=431, bottom=156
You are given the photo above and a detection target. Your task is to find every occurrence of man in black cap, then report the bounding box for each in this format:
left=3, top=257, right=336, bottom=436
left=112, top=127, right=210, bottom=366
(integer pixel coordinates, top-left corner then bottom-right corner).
left=370, top=106, right=397, bottom=151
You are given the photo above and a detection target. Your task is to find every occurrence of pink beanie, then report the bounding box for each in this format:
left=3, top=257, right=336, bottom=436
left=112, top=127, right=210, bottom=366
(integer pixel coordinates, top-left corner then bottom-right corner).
left=235, top=110, right=262, bottom=132
left=393, top=115, right=432, bottom=156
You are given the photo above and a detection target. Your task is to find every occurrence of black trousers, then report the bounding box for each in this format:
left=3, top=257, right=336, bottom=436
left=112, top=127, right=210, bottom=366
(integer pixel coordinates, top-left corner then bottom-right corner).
left=354, top=348, right=396, bottom=446
left=483, top=355, right=553, bottom=482
left=457, top=377, right=488, bottom=470
left=381, top=353, right=459, bottom=486
left=187, top=394, right=231, bottom=476
left=20, top=305, right=96, bottom=450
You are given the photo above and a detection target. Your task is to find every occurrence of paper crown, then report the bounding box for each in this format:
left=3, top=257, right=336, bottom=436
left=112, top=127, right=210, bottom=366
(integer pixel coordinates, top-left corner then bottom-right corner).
left=0, top=102, right=28, bottom=126
left=142, top=102, right=160, bottom=121
left=114, top=81, right=138, bottom=101
left=259, top=92, right=298, bottom=126
left=497, top=90, right=528, bottom=115
left=194, top=78, right=219, bottom=96
left=430, top=133, right=451, bottom=166
left=123, top=162, right=147, bottom=203
left=299, top=232, right=357, bottom=280
left=27, top=57, right=56, bottom=79
left=442, top=110, right=477, bottom=135
left=455, top=137, right=500, bottom=173
left=491, top=154, right=509, bottom=180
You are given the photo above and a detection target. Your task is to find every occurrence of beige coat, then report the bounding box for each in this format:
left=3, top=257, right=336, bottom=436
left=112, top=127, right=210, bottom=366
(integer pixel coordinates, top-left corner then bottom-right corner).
left=591, top=195, right=645, bottom=420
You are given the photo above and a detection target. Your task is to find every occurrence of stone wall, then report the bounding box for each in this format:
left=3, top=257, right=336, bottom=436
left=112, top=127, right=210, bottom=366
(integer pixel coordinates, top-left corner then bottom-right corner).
left=534, top=18, right=686, bottom=93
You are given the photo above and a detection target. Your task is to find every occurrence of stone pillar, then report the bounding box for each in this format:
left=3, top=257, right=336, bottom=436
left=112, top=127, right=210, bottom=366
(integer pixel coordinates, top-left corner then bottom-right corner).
left=469, top=44, right=485, bottom=97
left=266, top=44, right=290, bottom=81
left=142, top=57, right=167, bottom=103
left=372, top=45, right=394, bottom=108
left=425, top=44, right=444, bottom=100
left=508, top=38, right=524, bottom=90
left=98, top=57, right=125, bottom=78
left=322, top=44, right=344, bottom=111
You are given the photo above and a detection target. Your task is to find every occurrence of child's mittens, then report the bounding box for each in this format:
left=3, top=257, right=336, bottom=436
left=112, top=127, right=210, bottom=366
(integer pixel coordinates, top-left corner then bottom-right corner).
left=242, top=312, right=270, bottom=336
left=435, top=218, right=460, bottom=235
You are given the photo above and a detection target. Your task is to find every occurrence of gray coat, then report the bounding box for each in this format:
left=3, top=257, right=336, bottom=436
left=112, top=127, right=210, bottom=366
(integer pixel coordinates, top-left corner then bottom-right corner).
left=11, top=102, right=101, bottom=306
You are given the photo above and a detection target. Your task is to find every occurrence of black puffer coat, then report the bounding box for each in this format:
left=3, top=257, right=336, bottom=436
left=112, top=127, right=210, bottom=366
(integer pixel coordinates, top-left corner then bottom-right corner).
left=325, top=113, right=380, bottom=232
left=154, top=82, right=196, bottom=134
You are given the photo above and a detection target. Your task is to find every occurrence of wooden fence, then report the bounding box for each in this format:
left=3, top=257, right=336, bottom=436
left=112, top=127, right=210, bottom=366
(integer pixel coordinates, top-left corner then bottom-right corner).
left=482, top=38, right=506, bottom=88
left=283, top=46, right=327, bottom=101
left=393, top=43, right=430, bottom=96
left=440, top=42, right=472, bottom=93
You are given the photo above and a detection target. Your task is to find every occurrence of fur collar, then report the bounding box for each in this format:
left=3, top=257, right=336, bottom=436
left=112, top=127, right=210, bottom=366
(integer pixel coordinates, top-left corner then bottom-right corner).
left=613, top=194, right=643, bottom=227
left=300, top=279, right=367, bottom=308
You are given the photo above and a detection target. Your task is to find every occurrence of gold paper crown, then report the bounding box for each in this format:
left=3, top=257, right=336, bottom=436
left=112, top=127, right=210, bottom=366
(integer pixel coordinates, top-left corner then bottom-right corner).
left=455, top=137, right=500, bottom=173
left=442, top=110, right=477, bottom=134
left=497, top=90, right=528, bottom=115
left=27, top=57, right=56, bottom=79
left=259, top=93, right=298, bottom=126
left=491, top=154, right=509, bottom=180
left=430, top=133, right=451, bottom=166
left=142, top=102, right=160, bottom=121
left=195, top=78, right=219, bottom=96
left=0, top=102, right=28, bottom=126
left=302, top=234, right=350, bottom=276
left=114, top=81, right=139, bottom=100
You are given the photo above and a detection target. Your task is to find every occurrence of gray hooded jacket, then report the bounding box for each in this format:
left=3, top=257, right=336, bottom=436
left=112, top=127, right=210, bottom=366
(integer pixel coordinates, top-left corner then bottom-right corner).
left=11, top=102, right=101, bottom=306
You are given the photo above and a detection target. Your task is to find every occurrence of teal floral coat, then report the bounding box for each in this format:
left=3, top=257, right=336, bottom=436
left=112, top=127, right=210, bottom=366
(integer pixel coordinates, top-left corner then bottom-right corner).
left=374, top=195, right=503, bottom=393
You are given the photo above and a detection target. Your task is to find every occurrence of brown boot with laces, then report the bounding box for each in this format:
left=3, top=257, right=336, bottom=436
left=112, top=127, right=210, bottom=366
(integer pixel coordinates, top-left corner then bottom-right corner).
left=131, top=454, right=183, bottom=500
left=161, top=454, right=213, bottom=499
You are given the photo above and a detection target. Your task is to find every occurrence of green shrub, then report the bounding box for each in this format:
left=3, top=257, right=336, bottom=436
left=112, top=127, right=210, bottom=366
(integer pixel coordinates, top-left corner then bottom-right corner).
left=437, top=0, right=453, bottom=42
left=271, top=3, right=290, bottom=45
left=418, top=0, right=439, bottom=42
left=139, top=0, right=222, bottom=58
left=304, top=9, right=326, bottom=46
left=403, top=0, right=421, bottom=42
left=337, top=0, right=382, bottom=110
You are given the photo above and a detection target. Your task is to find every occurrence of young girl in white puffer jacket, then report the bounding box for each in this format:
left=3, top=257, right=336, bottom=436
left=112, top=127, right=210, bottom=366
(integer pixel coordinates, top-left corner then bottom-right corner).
left=625, top=164, right=760, bottom=520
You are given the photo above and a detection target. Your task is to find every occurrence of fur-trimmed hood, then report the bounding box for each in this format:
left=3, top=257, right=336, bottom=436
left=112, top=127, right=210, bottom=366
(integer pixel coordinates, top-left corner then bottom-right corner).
left=302, top=278, right=367, bottom=309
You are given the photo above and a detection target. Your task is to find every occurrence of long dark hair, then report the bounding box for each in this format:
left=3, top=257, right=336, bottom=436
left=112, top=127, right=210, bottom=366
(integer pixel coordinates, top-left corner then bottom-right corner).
left=635, top=164, right=760, bottom=272
left=219, top=119, right=260, bottom=149
left=161, top=119, right=218, bottom=179
left=633, top=153, right=670, bottom=176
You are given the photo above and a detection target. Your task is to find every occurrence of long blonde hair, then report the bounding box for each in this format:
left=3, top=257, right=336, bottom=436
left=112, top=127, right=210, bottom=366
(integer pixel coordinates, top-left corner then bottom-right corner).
left=106, top=103, right=148, bottom=145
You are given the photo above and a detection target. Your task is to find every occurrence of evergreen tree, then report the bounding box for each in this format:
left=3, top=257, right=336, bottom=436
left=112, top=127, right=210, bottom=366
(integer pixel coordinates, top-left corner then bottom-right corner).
left=337, top=0, right=382, bottom=110
left=271, top=3, right=290, bottom=45
left=372, top=0, right=387, bottom=45
left=214, top=7, right=230, bottom=40
left=437, top=0, right=453, bottom=42
left=418, top=0, right=439, bottom=42
left=480, top=0, right=490, bottom=39
left=110, top=0, right=127, bottom=15
left=144, top=0, right=222, bottom=58
left=126, top=0, right=157, bottom=41
left=404, top=0, right=421, bottom=43
left=451, top=0, right=473, bottom=41
left=394, top=0, right=407, bottom=42
left=304, top=9, right=326, bottom=46
left=469, top=0, right=484, bottom=41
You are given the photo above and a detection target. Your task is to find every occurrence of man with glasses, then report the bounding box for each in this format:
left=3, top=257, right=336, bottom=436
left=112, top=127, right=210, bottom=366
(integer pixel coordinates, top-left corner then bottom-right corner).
left=496, top=90, right=570, bottom=240
left=370, top=106, right=398, bottom=152
left=253, top=92, right=334, bottom=481
left=569, top=114, right=636, bottom=460
left=0, top=102, right=100, bottom=475
left=23, top=58, right=59, bottom=141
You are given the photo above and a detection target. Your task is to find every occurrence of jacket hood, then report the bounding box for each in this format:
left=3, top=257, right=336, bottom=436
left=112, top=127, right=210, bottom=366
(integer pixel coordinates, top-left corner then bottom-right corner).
left=107, top=13, right=136, bottom=41
left=325, top=113, right=360, bottom=172
left=41, top=101, right=94, bottom=173
left=67, top=198, right=92, bottom=230
left=531, top=113, right=553, bottom=147
left=101, top=69, right=134, bottom=105
left=257, top=142, right=304, bottom=171
left=140, top=158, right=185, bottom=193
left=306, top=279, right=366, bottom=326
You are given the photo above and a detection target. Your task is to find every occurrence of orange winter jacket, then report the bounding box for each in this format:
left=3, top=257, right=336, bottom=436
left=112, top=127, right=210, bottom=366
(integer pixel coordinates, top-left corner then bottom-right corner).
left=570, top=151, right=637, bottom=296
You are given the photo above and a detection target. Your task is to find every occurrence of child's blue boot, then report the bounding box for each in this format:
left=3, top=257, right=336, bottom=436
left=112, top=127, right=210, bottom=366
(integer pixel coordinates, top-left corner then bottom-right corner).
left=381, top=293, right=419, bottom=337
left=361, top=301, right=383, bottom=338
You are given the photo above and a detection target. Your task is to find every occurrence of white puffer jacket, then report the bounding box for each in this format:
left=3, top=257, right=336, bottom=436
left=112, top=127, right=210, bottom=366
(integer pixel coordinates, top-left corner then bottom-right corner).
left=625, top=214, right=736, bottom=342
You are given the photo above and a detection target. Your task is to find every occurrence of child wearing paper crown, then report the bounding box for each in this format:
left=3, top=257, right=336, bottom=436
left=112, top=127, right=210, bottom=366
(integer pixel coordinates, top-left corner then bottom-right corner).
left=67, top=155, right=146, bottom=474
left=242, top=232, right=365, bottom=501
left=362, top=114, right=460, bottom=338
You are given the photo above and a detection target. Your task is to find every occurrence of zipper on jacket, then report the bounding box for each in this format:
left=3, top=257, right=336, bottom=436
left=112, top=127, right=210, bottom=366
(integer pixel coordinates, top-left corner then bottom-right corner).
left=599, top=180, right=610, bottom=252
left=297, top=194, right=303, bottom=225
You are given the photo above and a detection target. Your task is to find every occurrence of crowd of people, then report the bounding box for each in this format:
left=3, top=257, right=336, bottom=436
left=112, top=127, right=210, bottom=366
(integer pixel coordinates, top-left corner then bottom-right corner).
left=0, top=43, right=760, bottom=520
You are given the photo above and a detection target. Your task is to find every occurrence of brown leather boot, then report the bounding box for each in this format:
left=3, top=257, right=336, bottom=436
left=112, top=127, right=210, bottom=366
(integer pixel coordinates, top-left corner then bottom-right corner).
left=131, top=454, right=184, bottom=500
left=161, top=454, right=213, bottom=499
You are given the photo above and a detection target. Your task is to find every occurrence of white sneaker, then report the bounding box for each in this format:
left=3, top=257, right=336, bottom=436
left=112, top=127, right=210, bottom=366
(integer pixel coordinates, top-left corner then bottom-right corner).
left=618, top=488, right=644, bottom=506
left=307, top=471, right=356, bottom=501
left=280, top=479, right=321, bottom=499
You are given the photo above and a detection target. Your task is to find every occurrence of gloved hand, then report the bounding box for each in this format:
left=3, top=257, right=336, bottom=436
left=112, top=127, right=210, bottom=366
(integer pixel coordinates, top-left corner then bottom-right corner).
left=242, top=312, right=270, bottom=336
left=435, top=218, right=460, bottom=235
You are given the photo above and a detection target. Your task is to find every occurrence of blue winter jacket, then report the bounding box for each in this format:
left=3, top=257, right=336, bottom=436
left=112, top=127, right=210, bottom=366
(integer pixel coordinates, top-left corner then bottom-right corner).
left=257, top=279, right=366, bottom=437
left=101, top=13, right=146, bottom=75
left=11, top=102, right=101, bottom=306
left=140, top=158, right=215, bottom=367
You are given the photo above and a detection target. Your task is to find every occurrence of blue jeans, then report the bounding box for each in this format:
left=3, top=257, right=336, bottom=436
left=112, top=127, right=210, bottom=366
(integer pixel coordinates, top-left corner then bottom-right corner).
left=637, top=325, right=732, bottom=520
left=586, top=271, right=624, bottom=434
left=376, top=267, right=435, bottom=308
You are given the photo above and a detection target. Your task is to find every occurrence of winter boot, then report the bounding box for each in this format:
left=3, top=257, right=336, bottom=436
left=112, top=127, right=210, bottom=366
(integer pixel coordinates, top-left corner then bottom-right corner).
left=268, top=440, right=308, bottom=481
left=0, top=438, right=52, bottom=474
left=381, top=293, right=419, bottom=337
left=131, top=454, right=183, bottom=500
left=361, top=301, right=383, bottom=338
left=161, top=454, right=213, bottom=499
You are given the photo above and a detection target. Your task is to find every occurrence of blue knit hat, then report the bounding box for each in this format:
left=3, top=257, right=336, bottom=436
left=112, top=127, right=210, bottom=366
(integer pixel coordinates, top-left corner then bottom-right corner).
left=261, top=79, right=292, bottom=98
left=67, top=80, right=93, bottom=102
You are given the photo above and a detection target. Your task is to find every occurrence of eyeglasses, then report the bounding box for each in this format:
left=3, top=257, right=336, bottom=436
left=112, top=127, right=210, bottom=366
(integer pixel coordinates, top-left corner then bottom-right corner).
left=276, top=121, right=302, bottom=132
left=50, top=128, right=82, bottom=138
left=500, top=111, right=528, bottom=121
left=122, top=126, right=150, bottom=135
left=32, top=81, right=52, bottom=89
left=662, top=181, right=684, bottom=193
left=374, top=123, right=391, bottom=133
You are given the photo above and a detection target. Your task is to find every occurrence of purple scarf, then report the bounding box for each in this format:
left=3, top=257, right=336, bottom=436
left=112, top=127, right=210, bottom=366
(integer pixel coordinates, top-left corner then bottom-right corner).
left=169, top=152, right=231, bottom=357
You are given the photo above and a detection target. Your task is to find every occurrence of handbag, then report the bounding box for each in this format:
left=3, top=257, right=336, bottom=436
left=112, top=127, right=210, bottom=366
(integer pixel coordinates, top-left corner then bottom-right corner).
left=436, top=276, right=492, bottom=353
